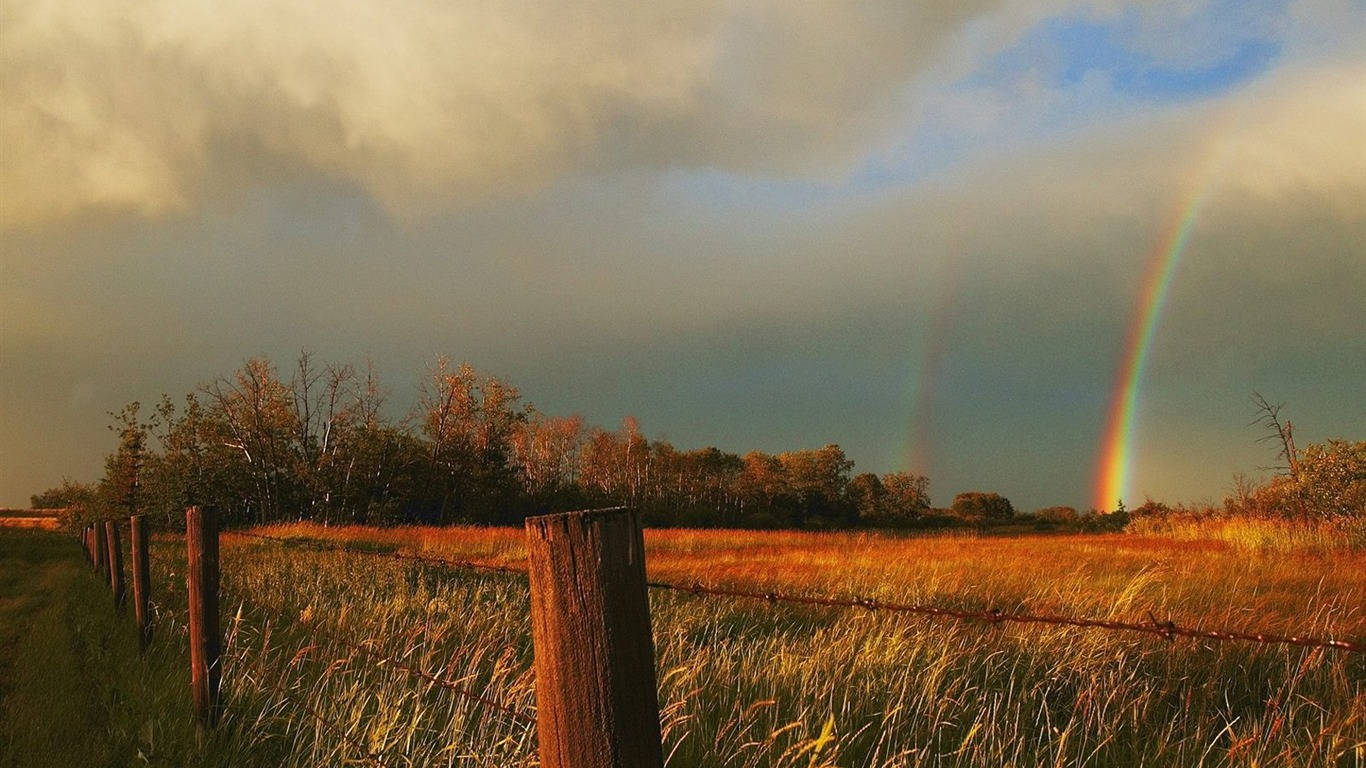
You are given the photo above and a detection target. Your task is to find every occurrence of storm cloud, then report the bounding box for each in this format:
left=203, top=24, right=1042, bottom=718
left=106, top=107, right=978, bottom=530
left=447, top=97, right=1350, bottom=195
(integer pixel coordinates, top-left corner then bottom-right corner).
left=2, top=0, right=1363, bottom=508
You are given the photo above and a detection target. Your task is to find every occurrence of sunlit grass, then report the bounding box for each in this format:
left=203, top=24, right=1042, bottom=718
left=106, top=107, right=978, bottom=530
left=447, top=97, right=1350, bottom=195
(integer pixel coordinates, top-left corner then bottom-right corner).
left=132, top=520, right=1366, bottom=767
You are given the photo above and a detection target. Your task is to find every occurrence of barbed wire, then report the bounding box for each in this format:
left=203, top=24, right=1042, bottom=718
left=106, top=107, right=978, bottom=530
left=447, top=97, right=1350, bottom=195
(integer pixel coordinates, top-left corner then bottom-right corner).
left=224, top=528, right=1365, bottom=655
left=645, top=579, right=1366, bottom=654
left=145, top=533, right=533, bottom=728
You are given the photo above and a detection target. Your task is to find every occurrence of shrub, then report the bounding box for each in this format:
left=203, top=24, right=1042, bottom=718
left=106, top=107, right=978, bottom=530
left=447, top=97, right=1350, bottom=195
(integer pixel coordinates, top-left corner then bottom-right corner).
left=1130, top=499, right=1173, bottom=517
left=950, top=492, right=1014, bottom=524
left=1297, top=440, right=1366, bottom=518
left=1035, top=506, right=1079, bottom=524
left=1220, top=440, right=1365, bottom=519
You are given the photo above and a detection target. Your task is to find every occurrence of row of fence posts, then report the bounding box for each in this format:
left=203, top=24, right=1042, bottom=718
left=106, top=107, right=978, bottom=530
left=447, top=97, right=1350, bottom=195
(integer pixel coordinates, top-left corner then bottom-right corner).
left=79, top=516, right=151, bottom=649
left=78, top=506, right=663, bottom=768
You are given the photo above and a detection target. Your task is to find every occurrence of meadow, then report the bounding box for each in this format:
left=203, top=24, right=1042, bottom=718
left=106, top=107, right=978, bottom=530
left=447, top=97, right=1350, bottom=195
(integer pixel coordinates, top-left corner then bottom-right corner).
left=0, top=510, right=60, bottom=530
left=5, top=518, right=1364, bottom=767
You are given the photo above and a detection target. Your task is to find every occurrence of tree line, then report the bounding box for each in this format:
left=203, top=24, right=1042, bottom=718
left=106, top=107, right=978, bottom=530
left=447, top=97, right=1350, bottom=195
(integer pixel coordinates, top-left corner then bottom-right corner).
left=37, top=361, right=1358, bottom=532
left=36, top=354, right=951, bottom=530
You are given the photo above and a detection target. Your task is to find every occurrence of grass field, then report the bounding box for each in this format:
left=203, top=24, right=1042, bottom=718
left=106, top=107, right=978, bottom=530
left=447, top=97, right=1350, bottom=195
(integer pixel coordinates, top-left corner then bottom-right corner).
left=0, top=511, right=60, bottom=530
left=3, top=520, right=1364, bottom=766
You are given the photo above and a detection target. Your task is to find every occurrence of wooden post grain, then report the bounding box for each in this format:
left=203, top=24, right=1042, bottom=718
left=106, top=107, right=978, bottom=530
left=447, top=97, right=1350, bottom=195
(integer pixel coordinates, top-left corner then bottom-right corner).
left=186, top=506, right=221, bottom=726
left=105, top=520, right=125, bottom=609
left=131, top=515, right=151, bottom=649
left=525, top=507, right=663, bottom=768
left=94, top=521, right=107, bottom=579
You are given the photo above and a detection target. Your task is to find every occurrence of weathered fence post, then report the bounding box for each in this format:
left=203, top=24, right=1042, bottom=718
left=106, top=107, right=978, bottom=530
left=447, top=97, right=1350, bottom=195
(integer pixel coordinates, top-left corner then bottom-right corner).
left=82, top=526, right=92, bottom=566
left=131, top=515, right=151, bottom=649
left=186, top=506, right=221, bottom=727
left=105, top=520, right=125, bottom=609
left=94, top=521, right=107, bottom=579
left=525, top=507, right=664, bottom=768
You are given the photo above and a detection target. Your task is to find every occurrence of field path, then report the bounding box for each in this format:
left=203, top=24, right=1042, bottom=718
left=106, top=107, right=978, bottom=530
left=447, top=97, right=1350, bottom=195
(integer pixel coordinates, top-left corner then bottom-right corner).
left=0, top=530, right=149, bottom=768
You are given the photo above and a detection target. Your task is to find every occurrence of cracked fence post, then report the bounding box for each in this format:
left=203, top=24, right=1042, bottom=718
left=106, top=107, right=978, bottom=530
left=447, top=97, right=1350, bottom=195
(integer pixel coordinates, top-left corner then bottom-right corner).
left=105, top=520, right=125, bottom=609
left=186, top=506, right=222, bottom=727
left=525, top=507, right=664, bottom=768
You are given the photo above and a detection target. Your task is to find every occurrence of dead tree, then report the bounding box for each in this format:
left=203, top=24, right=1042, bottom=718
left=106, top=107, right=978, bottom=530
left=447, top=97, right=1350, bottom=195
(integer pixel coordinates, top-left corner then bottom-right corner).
left=1250, top=392, right=1307, bottom=517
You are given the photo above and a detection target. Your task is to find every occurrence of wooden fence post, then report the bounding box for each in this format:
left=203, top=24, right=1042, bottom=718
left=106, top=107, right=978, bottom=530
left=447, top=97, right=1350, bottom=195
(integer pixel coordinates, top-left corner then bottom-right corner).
left=83, top=527, right=92, bottom=566
left=525, top=507, right=663, bottom=768
left=105, top=520, right=126, bottom=609
left=131, top=515, right=151, bottom=649
left=186, top=506, right=221, bottom=727
left=94, top=521, right=107, bottom=580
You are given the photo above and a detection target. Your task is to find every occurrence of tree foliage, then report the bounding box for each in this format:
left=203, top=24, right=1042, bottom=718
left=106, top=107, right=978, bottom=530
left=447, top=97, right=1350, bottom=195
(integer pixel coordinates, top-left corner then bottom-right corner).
left=950, top=492, right=1015, bottom=523
left=58, top=353, right=958, bottom=530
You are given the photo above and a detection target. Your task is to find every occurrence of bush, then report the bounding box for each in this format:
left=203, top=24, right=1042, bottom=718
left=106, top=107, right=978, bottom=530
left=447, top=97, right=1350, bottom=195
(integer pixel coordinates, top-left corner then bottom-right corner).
left=1297, top=440, right=1366, bottom=518
left=1130, top=499, right=1173, bottom=517
left=1221, top=440, right=1365, bottom=519
left=951, top=492, right=1014, bottom=524
left=29, top=479, right=96, bottom=530
left=1035, top=506, right=1079, bottom=524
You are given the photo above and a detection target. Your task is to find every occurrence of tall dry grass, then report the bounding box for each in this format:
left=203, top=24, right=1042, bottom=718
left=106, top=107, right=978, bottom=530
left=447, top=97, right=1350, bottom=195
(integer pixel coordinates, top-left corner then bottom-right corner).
left=139, top=521, right=1365, bottom=766
left=1125, top=513, right=1366, bottom=554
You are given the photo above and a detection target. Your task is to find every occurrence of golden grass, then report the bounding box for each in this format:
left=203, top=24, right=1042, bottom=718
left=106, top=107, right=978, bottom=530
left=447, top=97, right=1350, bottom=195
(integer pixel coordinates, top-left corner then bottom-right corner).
left=0, top=515, right=60, bottom=530
left=140, top=519, right=1365, bottom=766
left=249, top=521, right=1366, bottom=635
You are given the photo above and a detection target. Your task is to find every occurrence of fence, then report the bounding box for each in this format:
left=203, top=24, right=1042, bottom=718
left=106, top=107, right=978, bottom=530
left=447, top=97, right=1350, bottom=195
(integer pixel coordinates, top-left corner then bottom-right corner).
left=74, top=507, right=1364, bottom=768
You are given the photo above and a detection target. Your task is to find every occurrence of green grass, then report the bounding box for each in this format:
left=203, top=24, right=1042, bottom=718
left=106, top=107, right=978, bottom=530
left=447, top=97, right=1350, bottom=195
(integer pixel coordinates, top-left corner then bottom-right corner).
left=0, top=529, right=204, bottom=767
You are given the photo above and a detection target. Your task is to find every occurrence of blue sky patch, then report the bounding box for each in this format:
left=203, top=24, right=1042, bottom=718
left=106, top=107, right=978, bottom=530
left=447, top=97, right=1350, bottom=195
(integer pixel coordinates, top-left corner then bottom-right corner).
left=1044, top=17, right=1281, bottom=99
left=988, top=5, right=1283, bottom=102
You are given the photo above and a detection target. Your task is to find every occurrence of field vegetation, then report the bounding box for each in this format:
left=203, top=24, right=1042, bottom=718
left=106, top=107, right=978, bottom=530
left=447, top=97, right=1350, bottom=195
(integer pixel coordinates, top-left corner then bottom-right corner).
left=7, top=517, right=1360, bottom=767
left=14, top=361, right=1365, bottom=766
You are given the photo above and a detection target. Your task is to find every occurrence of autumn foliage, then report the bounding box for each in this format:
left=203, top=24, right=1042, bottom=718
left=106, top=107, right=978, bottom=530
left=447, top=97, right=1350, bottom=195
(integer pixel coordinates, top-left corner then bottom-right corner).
left=55, top=354, right=941, bottom=530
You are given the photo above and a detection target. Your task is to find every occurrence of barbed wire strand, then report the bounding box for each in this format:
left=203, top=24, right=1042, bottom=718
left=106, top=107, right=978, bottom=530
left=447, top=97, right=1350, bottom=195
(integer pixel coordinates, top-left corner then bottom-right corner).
left=225, top=528, right=1365, bottom=655
left=645, top=580, right=1366, bottom=654
left=85, top=543, right=383, bottom=764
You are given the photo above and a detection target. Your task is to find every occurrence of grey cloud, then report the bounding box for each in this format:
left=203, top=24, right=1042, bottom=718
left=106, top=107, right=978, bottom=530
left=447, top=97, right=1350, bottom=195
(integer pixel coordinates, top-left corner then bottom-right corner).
left=4, top=60, right=1363, bottom=509
left=1, top=0, right=1043, bottom=228
left=3, top=6, right=1364, bottom=509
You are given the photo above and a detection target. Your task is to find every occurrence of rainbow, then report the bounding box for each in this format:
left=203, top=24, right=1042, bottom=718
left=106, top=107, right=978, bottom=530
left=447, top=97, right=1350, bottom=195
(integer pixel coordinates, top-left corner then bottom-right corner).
left=902, top=226, right=967, bottom=477
left=1093, top=186, right=1211, bottom=511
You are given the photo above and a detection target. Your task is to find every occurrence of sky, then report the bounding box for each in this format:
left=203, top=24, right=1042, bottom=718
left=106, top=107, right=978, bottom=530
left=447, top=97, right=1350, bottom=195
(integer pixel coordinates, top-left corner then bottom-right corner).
left=2, top=0, right=1364, bottom=511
